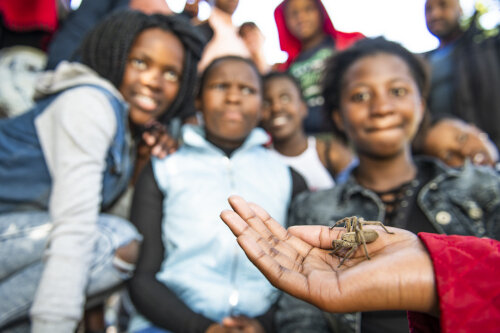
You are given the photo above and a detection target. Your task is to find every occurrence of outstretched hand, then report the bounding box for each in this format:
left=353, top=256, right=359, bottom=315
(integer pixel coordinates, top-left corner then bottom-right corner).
left=220, top=195, right=438, bottom=315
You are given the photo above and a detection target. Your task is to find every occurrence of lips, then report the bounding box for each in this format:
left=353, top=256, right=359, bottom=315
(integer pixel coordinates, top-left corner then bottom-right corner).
left=366, top=122, right=402, bottom=133
left=223, top=110, right=244, bottom=122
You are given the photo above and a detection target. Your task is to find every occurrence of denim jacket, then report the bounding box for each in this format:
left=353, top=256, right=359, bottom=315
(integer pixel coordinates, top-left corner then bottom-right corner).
left=0, top=85, right=131, bottom=213
left=277, top=157, right=500, bottom=333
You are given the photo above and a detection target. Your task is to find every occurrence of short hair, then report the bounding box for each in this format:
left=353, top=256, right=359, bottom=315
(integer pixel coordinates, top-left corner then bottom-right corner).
left=79, top=9, right=206, bottom=125
left=196, top=55, right=262, bottom=99
left=321, top=37, right=430, bottom=142
left=262, top=71, right=306, bottom=102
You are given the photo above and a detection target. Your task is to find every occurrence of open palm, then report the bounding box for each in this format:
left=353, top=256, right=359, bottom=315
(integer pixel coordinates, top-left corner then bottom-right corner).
left=220, top=195, right=437, bottom=314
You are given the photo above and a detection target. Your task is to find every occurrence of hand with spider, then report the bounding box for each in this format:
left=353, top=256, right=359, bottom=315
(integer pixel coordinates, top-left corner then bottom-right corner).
left=220, top=195, right=438, bottom=315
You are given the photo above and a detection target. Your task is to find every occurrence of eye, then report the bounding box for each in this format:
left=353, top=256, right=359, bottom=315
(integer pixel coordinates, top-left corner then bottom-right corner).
left=163, top=70, right=179, bottom=83
left=279, top=95, right=291, bottom=104
left=212, top=83, right=227, bottom=91
left=241, top=86, right=257, bottom=95
left=262, top=100, right=271, bottom=109
left=130, top=58, right=147, bottom=70
left=391, top=87, right=407, bottom=97
left=351, top=91, right=370, bottom=103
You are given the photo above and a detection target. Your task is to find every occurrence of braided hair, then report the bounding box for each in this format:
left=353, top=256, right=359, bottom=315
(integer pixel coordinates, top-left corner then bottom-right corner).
left=79, top=9, right=206, bottom=125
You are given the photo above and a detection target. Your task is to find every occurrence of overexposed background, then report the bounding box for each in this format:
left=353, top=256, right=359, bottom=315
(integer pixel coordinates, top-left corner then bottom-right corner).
left=173, top=0, right=500, bottom=64
left=70, top=0, right=500, bottom=65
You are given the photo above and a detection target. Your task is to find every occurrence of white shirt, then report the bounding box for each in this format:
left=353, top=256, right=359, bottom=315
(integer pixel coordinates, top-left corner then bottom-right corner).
left=270, top=136, right=335, bottom=191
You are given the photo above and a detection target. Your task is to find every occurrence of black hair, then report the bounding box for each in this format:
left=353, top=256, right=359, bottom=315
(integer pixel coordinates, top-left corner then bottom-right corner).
left=321, top=36, right=431, bottom=142
left=79, top=9, right=206, bottom=125
left=196, top=55, right=262, bottom=99
left=263, top=71, right=306, bottom=101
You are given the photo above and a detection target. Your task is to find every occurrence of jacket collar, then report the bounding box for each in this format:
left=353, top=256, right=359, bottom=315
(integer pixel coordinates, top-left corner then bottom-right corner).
left=181, top=124, right=270, bottom=155
left=340, top=156, right=461, bottom=200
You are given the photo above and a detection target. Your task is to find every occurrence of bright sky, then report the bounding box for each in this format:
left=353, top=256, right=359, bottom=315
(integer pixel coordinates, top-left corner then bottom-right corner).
left=71, top=0, right=499, bottom=65
left=186, top=0, right=498, bottom=65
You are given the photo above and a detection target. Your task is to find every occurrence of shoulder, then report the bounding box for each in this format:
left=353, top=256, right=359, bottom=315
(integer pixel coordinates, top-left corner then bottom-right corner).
left=51, top=86, right=119, bottom=128
left=420, top=157, right=500, bottom=201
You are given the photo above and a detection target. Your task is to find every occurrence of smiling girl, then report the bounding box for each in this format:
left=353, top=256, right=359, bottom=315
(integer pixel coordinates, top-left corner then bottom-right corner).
left=0, top=10, right=204, bottom=332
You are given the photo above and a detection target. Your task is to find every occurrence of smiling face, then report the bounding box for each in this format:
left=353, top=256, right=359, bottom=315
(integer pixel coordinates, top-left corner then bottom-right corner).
left=196, top=58, right=262, bottom=149
left=425, top=0, right=462, bottom=42
left=120, top=28, right=184, bottom=127
left=332, top=53, right=425, bottom=159
left=284, top=0, right=323, bottom=43
left=262, top=76, right=307, bottom=141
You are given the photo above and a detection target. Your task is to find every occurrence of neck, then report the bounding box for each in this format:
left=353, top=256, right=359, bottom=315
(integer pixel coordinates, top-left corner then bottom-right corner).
left=211, top=6, right=234, bottom=25
left=354, top=150, right=417, bottom=192
left=206, top=132, right=244, bottom=154
left=438, top=29, right=463, bottom=48
left=273, top=131, right=308, bottom=157
left=301, top=32, right=327, bottom=51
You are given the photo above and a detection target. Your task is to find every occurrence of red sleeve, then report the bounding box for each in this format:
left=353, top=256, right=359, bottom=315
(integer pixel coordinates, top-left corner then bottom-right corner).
left=408, top=233, right=500, bottom=333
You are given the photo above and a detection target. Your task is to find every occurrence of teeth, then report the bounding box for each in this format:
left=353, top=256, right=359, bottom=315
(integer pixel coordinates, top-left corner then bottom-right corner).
left=136, top=95, right=157, bottom=110
left=272, top=116, right=287, bottom=126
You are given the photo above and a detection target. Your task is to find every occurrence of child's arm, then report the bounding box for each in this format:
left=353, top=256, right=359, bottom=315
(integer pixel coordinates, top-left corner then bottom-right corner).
left=30, top=87, right=116, bottom=332
left=128, top=163, right=216, bottom=332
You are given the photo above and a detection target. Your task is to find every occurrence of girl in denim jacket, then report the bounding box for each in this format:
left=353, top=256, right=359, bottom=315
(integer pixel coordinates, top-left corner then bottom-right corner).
left=276, top=37, right=500, bottom=333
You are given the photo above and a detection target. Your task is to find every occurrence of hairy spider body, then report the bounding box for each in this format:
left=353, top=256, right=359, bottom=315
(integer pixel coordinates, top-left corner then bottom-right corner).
left=330, top=216, right=394, bottom=267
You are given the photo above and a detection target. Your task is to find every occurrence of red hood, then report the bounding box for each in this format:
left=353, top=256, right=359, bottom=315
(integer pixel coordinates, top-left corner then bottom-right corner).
left=274, top=0, right=364, bottom=70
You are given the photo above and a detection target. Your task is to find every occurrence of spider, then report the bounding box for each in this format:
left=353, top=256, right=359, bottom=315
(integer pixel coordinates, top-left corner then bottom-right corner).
left=330, top=216, right=394, bottom=267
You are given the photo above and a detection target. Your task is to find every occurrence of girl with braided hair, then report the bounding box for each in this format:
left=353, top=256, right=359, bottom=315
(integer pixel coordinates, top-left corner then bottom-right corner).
left=0, top=9, right=205, bottom=332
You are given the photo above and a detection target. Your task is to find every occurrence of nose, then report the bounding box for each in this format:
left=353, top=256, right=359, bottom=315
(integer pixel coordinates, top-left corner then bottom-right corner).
left=268, top=98, right=282, bottom=115
left=370, top=92, right=394, bottom=116
left=225, top=85, right=242, bottom=103
left=141, top=68, right=162, bottom=90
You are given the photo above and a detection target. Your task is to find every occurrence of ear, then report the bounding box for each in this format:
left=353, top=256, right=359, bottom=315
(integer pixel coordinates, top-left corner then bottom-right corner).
left=416, top=98, right=426, bottom=125
left=332, top=110, right=345, bottom=133
left=298, top=100, right=308, bottom=119
left=195, top=97, right=202, bottom=112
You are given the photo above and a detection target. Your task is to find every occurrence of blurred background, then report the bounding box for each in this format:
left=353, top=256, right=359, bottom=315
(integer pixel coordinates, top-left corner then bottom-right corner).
left=68, top=0, right=500, bottom=68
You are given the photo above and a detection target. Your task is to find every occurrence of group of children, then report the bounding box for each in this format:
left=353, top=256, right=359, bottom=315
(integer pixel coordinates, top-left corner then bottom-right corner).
left=0, top=0, right=499, bottom=332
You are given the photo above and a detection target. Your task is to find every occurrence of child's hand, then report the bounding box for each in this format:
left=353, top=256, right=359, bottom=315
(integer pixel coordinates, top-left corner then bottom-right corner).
left=206, top=322, right=241, bottom=333
left=423, top=118, right=498, bottom=167
left=142, top=121, right=178, bottom=159
left=222, top=316, right=265, bottom=333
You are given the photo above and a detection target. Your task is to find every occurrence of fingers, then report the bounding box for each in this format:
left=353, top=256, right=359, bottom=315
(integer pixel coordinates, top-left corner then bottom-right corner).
left=221, top=195, right=312, bottom=272
left=236, top=233, right=310, bottom=299
left=288, top=225, right=345, bottom=250
left=142, top=125, right=178, bottom=158
left=226, top=195, right=315, bottom=260
left=220, top=209, right=298, bottom=274
left=228, top=195, right=284, bottom=242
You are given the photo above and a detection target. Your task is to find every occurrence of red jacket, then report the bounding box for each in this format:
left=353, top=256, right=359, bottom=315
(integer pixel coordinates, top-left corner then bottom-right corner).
left=273, top=0, right=364, bottom=70
left=409, top=233, right=500, bottom=333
